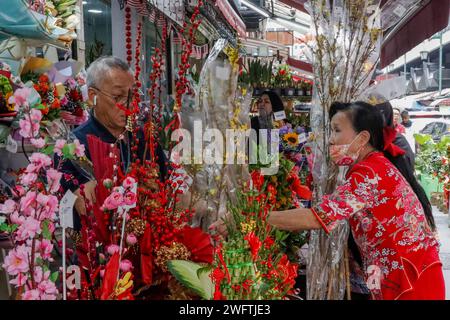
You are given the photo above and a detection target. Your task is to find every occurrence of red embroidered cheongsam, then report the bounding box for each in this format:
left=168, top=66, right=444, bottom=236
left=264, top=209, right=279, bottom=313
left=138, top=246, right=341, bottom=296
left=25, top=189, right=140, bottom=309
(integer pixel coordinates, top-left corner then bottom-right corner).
left=312, top=152, right=445, bottom=300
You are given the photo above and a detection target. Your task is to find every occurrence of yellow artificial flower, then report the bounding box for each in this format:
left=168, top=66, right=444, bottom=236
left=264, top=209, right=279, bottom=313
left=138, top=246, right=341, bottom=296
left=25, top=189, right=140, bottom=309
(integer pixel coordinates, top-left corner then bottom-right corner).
left=114, top=272, right=133, bottom=296
left=240, top=220, right=256, bottom=233
left=283, top=132, right=299, bottom=147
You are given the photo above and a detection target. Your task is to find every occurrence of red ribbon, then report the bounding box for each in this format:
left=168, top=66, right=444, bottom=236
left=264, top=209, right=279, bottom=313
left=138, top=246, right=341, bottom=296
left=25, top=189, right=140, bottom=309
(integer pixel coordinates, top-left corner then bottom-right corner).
left=383, top=127, right=406, bottom=157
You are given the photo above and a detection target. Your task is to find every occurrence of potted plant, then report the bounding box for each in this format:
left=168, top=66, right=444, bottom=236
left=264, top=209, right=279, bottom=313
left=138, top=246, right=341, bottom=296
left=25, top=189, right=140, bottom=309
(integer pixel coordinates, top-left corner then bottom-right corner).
left=284, top=78, right=295, bottom=96
left=247, top=59, right=273, bottom=96
left=304, top=81, right=312, bottom=96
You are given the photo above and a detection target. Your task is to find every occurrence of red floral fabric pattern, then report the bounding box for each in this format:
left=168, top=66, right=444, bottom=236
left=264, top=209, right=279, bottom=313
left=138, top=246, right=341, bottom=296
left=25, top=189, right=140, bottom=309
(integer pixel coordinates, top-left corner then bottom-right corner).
left=312, top=152, right=442, bottom=300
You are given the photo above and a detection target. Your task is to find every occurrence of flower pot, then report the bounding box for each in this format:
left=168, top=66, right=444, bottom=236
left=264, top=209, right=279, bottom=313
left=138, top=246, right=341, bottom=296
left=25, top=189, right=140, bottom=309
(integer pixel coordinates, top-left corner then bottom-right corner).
left=285, top=88, right=295, bottom=96
left=253, top=88, right=265, bottom=96
left=271, top=88, right=282, bottom=96
left=294, top=88, right=303, bottom=96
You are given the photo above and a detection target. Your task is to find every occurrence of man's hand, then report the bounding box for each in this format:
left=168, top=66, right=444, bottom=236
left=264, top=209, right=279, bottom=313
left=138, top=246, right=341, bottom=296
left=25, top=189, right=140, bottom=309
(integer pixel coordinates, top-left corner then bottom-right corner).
left=73, top=180, right=97, bottom=216
left=83, top=180, right=97, bottom=204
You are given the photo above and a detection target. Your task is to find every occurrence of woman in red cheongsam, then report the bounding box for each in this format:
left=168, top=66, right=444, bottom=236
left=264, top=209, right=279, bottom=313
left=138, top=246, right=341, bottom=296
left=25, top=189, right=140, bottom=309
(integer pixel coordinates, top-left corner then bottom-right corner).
left=268, top=101, right=445, bottom=300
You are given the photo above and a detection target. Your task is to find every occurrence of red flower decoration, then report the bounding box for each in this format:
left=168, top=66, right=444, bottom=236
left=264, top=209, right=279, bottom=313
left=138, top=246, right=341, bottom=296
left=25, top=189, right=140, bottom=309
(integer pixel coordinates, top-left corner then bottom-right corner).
left=251, top=170, right=264, bottom=190
left=178, top=226, right=214, bottom=263
left=244, top=232, right=262, bottom=261
left=289, top=174, right=312, bottom=200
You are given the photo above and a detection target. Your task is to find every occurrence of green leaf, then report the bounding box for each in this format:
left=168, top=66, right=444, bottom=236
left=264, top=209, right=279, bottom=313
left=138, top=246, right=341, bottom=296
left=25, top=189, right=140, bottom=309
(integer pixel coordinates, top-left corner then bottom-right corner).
left=437, top=136, right=450, bottom=150
left=62, top=144, right=76, bottom=160
left=42, top=145, right=55, bottom=155
left=167, top=260, right=213, bottom=300
left=0, top=223, right=8, bottom=232
left=50, top=271, right=59, bottom=283
left=33, top=104, right=46, bottom=110
left=41, top=220, right=52, bottom=240
left=414, top=134, right=432, bottom=146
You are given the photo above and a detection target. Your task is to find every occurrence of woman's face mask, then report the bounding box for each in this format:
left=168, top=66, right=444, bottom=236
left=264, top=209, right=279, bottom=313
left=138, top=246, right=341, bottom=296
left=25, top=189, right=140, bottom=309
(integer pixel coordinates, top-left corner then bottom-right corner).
left=329, top=134, right=363, bottom=166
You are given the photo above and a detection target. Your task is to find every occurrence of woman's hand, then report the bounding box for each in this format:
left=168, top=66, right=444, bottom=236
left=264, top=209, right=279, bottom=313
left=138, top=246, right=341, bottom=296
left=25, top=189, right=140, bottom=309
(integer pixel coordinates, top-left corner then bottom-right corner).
left=209, top=212, right=233, bottom=238
left=267, top=208, right=321, bottom=232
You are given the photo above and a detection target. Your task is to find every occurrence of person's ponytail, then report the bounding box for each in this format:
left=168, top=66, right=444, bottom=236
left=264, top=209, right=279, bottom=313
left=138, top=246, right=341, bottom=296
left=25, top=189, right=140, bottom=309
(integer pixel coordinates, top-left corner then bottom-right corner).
left=375, top=102, right=436, bottom=231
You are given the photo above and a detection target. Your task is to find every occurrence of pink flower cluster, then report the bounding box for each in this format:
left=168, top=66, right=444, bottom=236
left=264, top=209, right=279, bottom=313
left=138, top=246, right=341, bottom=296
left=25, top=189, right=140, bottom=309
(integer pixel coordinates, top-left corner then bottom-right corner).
left=101, top=176, right=137, bottom=211
left=53, top=138, right=85, bottom=158
left=19, top=109, right=42, bottom=139
left=1, top=150, right=61, bottom=300
left=21, top=266, right=58, bottom=300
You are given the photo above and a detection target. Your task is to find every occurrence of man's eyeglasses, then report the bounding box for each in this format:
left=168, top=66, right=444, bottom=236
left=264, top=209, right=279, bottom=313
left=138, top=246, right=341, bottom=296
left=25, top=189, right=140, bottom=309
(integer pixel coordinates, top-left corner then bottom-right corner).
left=92, top=87, right=132, bottom=105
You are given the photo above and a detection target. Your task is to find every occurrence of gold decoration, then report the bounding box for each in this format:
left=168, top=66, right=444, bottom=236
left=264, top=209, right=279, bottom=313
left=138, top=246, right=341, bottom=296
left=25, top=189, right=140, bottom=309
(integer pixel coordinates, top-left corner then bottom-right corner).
left=145, top=199, right=162, bottom=209
left=126, top=218, right=147, bottom=238
left=126, top=116, right=134, bottom=132
left=173, top=102, right=181, bottom=113
left=155, top=242, right=191, bottom=272
left=167, top=277, right=196, bottom=300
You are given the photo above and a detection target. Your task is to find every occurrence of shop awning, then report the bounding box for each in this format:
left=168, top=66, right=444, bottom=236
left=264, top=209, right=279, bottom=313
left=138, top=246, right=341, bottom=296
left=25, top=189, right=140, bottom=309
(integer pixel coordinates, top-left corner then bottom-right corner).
left=215, top=0, right=247, bottom=37
left=380, top=0, right=450, bottom=69
left=276, top=0, right=308, bottom=14
left=287, top=57, right=313, bottom=74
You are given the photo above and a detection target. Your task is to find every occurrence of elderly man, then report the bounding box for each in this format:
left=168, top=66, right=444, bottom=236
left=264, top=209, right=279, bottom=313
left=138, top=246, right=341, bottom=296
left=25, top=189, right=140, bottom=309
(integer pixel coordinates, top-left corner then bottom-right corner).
left=60, top=56, right=167, bottom=238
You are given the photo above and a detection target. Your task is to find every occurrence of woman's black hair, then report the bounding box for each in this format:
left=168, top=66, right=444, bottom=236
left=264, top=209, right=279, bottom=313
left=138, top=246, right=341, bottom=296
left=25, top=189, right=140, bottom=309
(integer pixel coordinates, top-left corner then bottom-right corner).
left=375, top=101, right=436, bottom=231
left=329, top=101, right=385, bottom=151
left=375, top=101, right=394, bottom=128
left=261, top=90, right=285, bottom=113
left=330, top=101, right=436, bottom=231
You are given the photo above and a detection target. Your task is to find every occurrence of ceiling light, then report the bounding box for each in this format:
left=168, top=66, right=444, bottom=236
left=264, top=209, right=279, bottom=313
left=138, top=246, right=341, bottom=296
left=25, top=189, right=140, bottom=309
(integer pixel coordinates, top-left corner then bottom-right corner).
left=88, top=9, right=102, bottom=14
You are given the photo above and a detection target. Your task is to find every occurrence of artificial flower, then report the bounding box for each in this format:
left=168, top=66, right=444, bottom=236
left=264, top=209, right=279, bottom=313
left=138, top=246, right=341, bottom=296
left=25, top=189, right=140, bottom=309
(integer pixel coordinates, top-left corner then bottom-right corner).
left=122, top=176, right=136, bottom=189
left=30, top=138, right=46, bottom=149
left=120, top=259, right=133, bottom=272
left=126, top=234, right=137, bottom=246
left=46, top=168, right=62, bottom=194
left=2, top=245, right=30, bottom=275
left=0, top=199, right=17, bottom=214
left=73, top=139, right=85, bottom=157
left=283, top=132, right=299, bottom=147
left=54, top=139, right=66, bottom=156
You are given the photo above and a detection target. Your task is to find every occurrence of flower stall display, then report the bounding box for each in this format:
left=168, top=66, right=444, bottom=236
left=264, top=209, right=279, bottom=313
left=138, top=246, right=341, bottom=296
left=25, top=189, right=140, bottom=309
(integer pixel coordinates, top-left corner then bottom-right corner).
left=59, top=76, right=88, bottom=126
left=51, top=2, right=218, bottom=300
left=168, top=177, right=299, bottom=300
left=22, top=73, right=62, bottom=122
left=0, top=85, right=87, bottom=300
left=415, top=133, right=450, bottom=211
left=249, top=147, right=312, bottom=263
